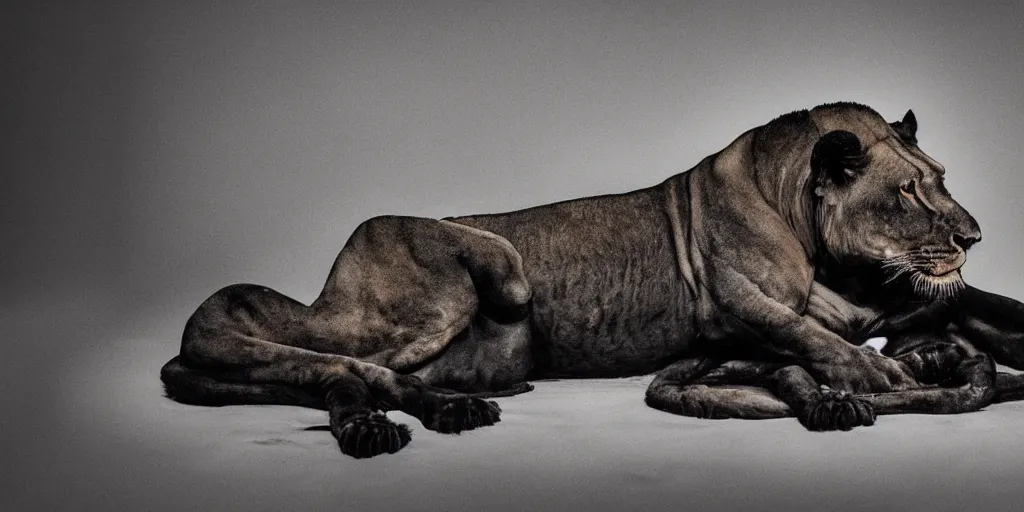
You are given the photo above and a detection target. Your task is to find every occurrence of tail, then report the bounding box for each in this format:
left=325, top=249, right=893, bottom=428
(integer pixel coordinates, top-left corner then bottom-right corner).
left=160, top=355, right=325, bottom=409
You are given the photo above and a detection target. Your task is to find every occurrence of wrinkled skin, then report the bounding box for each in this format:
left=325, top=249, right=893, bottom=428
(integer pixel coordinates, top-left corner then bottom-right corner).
left=161, top=102, right=1024, bottom=456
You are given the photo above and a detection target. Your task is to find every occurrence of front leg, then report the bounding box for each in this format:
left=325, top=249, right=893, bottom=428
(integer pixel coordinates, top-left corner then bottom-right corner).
left=708, top=265, right=917, bottom=394
left=691, top=159, right=917, bottom=394
left=955, top=285, right=1024, bottom=369
left=770, top=365, right=876, bottom=431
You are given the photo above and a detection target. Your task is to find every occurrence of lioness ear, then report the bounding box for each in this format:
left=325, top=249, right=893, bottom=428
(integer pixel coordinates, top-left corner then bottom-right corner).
left=812, top=130, right=867, bottom=189
left=890, top=109, right=918, bottom=144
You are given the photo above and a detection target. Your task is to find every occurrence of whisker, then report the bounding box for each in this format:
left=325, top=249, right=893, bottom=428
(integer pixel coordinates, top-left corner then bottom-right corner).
left=879, top=252, right=967, bottom=299
left=882, top=266, right=912, bottom=285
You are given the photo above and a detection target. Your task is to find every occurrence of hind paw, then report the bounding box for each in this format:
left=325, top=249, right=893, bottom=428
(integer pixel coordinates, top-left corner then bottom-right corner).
left=421, top=394, right=501, bottom=434
left=334, top=412, right=412, bottom=458
left=800, top=386, right=876, bottom=432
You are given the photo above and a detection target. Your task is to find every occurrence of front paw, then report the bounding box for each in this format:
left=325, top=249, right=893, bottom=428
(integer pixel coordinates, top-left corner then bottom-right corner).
left=896, top=342, right=964, bottom=385
left=816, top=349, right=918, bottom=393
left=334, top=412, right=412, bottom=458
left=799, top=386, right=876, bottom=432
left=421, top=394, right=501, bottom=434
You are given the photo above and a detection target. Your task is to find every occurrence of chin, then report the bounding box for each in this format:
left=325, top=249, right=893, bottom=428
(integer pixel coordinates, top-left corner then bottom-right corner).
left=910, top=269, right=966, bottom=300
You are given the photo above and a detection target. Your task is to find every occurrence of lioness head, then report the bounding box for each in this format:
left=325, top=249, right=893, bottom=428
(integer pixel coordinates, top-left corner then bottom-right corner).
left=809, top=103, right=981, bottom=299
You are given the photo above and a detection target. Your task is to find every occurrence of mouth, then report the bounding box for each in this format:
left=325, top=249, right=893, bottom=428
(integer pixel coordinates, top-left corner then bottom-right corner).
left=911, top=267, right=965, bottom=298
left=880, top=250, right=967, bottom=299
left=925, top=251, right=967, bottom=277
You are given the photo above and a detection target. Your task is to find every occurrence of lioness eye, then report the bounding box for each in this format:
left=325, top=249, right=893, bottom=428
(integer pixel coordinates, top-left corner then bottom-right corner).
left=899, top=180, right=917, bottom=201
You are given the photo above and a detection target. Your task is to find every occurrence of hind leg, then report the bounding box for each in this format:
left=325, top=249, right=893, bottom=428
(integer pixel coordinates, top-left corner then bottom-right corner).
left=170, top=289, right=501, bottom=457
left=185, top=327, right=501, bottom=430
left=323, top=371, right=411, bottom=458
left=166, top=215, right=532, bottom=456
left=309, top=216, right=532, bottom=375
left=161, top=355, right=411, bottom=458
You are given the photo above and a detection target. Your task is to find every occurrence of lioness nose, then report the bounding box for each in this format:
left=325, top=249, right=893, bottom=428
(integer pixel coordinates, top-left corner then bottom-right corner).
left=952, top=229, right=982, bottom=250
left=949, top=206, right=982, bottom=250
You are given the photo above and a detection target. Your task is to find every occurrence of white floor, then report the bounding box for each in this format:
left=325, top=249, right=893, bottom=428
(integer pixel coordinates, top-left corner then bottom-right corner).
left=8, top=301, right=1024, bottom=512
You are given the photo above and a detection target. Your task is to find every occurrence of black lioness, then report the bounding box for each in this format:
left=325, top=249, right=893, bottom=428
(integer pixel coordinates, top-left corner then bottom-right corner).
left=162, top=102, right=1024, bottom=458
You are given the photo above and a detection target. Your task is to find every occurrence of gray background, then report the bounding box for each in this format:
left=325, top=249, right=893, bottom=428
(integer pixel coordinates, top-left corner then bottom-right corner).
left=4, top=1, right=1024, bottom=511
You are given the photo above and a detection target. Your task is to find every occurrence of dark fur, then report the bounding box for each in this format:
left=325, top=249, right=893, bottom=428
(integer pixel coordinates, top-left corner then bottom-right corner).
left=162, top=102, right=1024, bottom=457
left=645, top=340, right=1018, bottom=430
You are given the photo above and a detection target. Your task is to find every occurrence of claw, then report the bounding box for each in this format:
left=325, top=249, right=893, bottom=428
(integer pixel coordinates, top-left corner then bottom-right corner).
left=421, top=394, right=503, bottom=434
left=333, top=412, right=411, bottom=458
left=800, top=389, right=876, bottom=432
